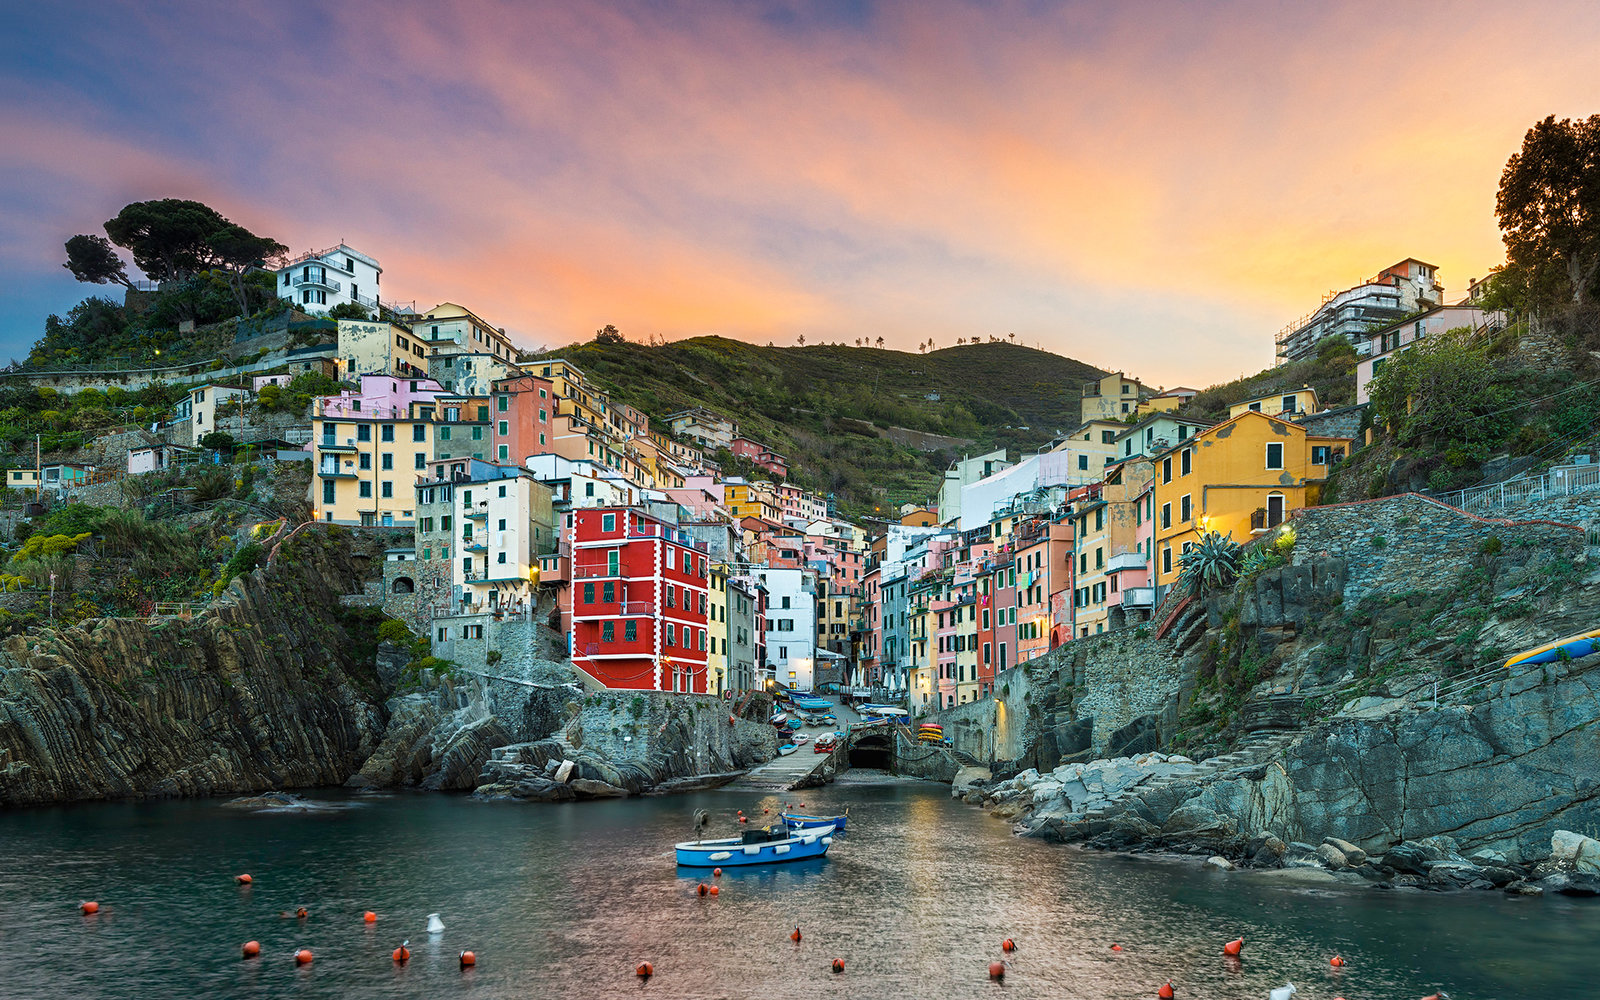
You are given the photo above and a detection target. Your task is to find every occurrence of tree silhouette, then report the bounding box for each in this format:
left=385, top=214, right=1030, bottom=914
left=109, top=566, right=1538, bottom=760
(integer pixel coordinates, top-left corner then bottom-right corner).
left=63, top=235, right=135, bottom=290
left=1497, top=114, right=1600, bottom=305
left=1008, top=332, right=1016, bottom=343
left=875, top=336, right=884, bottom=348
left=797, top=334, right=806, bottom=346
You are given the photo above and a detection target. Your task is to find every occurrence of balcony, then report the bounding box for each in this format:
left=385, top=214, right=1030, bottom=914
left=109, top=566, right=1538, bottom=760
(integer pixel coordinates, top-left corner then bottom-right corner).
left=293, top=274, right=343, bottom=293
left=619, top=601, right=654, bottom=616
left=462, top=539, right=487, bottom=553
left=1122, top=587, right=1155, bottom=609
left=316, top=463, right=356, bottom=479
left=463, top=502, right=489, bottom=519
left=317, top=437, right=358, bottom=452
left=1107, top=550, right=1147, bottom=573
left=573, top=563, right=629, bottom=579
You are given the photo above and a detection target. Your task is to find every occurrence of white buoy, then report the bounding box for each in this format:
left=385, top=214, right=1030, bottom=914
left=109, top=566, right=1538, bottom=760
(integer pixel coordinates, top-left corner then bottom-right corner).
left=426, top=913, right=445, bottom=933
left=1269, top=985, right=1297, bottom=1000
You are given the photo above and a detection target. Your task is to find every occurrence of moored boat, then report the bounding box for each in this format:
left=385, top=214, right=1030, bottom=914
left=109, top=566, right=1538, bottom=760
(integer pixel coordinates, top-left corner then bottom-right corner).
left=675, top=824, right=835, bottom=867
left=783, top=811, right=847, bottom=832
left=1504, top=628, right=1600, bottom=668
left=777, top=743, right=798, bottom=755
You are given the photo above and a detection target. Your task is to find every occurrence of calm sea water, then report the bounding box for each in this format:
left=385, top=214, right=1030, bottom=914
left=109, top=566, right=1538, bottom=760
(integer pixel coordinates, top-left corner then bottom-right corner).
left=0, top=776, right=1591, bottom=1000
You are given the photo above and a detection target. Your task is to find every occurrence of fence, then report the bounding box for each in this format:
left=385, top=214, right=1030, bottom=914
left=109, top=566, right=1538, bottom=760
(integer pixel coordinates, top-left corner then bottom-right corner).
left=1433, top=463, right=1600, bottom=517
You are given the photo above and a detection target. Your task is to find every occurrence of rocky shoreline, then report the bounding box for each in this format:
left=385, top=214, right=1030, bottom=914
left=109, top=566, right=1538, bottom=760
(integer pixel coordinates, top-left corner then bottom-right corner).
left=956, top=752, right=1600, bottom=898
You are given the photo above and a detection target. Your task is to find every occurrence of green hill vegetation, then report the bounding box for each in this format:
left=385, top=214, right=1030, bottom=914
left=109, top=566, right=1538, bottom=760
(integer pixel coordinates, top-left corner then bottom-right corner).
left=1176, top=338, right=1359, bottom=423
left=536, top=337, right=1104, bottom=515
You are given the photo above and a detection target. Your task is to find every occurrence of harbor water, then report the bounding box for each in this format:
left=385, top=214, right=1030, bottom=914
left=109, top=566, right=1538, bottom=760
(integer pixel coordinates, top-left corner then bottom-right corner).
left=0, top=776, right=1593, bottom=999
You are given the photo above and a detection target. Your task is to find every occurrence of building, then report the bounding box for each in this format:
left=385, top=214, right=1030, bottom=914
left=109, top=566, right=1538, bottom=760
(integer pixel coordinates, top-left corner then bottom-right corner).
left=183, top=384, right=250, bottom=447
left=1050, top=419, right=1129, bottom=482
left=666, top=408, right=738, bottom=451
left=428, top=350, right=522, bottom=396
left=1228, top=387, right=1321, bottom=420
left=899, top=506, right=939, bottom=527
left=444, top=461, right=555, bottom=616
left=724, top=478, right=782, bottom=521
left=1137, top=387, right=1199, bottom=415
left=337, top=319, right=428, bottom=378
left=1080, top=372, right=1148, bottom=422
left=413, top=303, right=520, bottom=366
left=730, top=436, right=789, bottom=479
left=1070, top=459, right=1155, bottom=636
left=1275, top=258, right=1444, bottom=363
left=940, top=448, right=1010, bottom=525
left=1150, top=411, right=1352, bottom=595
left=757, top=566, right=816, bottom=690
left=311, top=375, right=447, bottom=526
left=1112, top=413, right=1213, bottom=462
left=725, top=576, right=761, bottom=694
left=1353, top=304, right=1505, bottom=405
left=488, top=375, right=557, bottom=466
left=569, top=506, right=711, bottom=694
left=127, top=442, right=197, bottom=475
left=1012, top=516, right=1074, bottom=663
left=275, top=244, right=383, bottom=314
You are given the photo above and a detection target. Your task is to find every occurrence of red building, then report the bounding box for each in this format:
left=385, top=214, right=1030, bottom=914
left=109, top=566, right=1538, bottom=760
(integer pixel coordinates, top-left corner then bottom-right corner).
left=490, top=374, right=557, bottom=466
left=730, top=436, right=789, bottom=479
left=570, top=506, right=711, bottom=693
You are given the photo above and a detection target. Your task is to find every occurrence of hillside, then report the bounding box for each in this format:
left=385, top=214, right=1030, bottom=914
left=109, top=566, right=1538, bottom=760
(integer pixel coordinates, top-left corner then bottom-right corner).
left=536, top=338, right=1104, bottom=515
left=1176, top=339, right=1359, bottom=423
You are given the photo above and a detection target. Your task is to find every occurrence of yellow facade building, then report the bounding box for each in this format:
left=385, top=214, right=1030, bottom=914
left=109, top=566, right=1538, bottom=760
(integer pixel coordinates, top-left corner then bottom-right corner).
left=1228, top=386, right=1321, bottom=420
left=1151, top=411, right=1349, bottom=591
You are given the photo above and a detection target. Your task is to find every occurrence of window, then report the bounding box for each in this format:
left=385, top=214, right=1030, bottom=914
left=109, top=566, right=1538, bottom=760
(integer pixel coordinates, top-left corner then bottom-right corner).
left=357, top=425, right=371, bottom=442
left=606, top=549, right=619, bottom=575
left=1312, top=445, right=1331, bottom=465
left=1161, top=503, right=1171, bottom=529
left=497, top=552, right=507, bottom=564
left=667, top=587, right=675, bottom=608
left=1095, top=547, right=1104, bottom=569
left=1281, top=395, right=1297, bottom=413
left=359, top=482, right=372, bottom=498
left=666, top=624, right=676, bottom=647
left=381, top=453, right=393, bottom=470
left=1077, top=454, right=1088, bottom=471
left=1180, top=494, right=1191, bottom=522
left=601, top=513, right=616, bottom=532
left=477, top=406, right=489, bottom=421
left=624, top=621, right=637, bottom=641
left=1101, top=430, right=1115, bottom=444
left=358, top=453, right=371, bottom=470
left=1267, top=493, right=1286, bottom=527
left=322, top=481, right=334, bottom=504
left=381, top=482, right=392, bottom=498
left=440, top=426, right=452, bottom=441
left=1162, top=457, right=1172, bottom=483
left=1095, top=508, right=1103, bottom=531
left=441, top=515, right=451, bottom=531
left=1162, top=546, right=1172, bottom=573
left=602, top=582, right=614, bottom=603
left=471, top=426, right=483, bottom=441
left=1265, top=442, right=1284, bottom=470
left=1181, top=449, right=1192, bottom=475
left=498, top=421, right=508, bottom=435
left=381, top=425, right=394, bottom=442
left=497, top=396, right=508, bottom=412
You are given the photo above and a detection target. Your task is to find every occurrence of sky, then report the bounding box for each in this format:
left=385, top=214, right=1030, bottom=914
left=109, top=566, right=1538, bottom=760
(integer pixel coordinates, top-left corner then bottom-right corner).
left=2, top=1, right=1598, bottom=387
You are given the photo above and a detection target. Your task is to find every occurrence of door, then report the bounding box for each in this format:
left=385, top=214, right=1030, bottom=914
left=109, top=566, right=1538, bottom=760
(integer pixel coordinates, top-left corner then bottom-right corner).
left=1266, top=493, right=1285, bottom=527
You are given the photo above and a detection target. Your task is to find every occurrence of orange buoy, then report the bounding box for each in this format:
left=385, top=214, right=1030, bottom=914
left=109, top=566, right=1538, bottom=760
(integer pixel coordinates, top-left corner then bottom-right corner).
left=713, top=867, right=723, bottom=877
left=295, top=949, right=314, bottom=965
left=709, top=885, right=719, bottom=896
left=1111, top=943, right=1123, bottom=952
left=1002, top=938, right=1016, bottom=952
left=460, top=950, right=476, bottom=968
left=296, top=907, right=308, bottom=920
left=363, top=911, right=377, bottom=923
left=1222, top=938, right=1243, bottom=957
left=832, top=958, right=845, bottom=973
left=242, top=941, right=261, bottom=959
left=763, top=808, right=770, bottom=814
left=697, top=883, right=709, bottom=896
left=791, top=926, right=802, bottom=943
left=636, top=961, right=654, bottom=978
left=729, top=715, right=736, bottom=726
left=1330, top=955, right=1345, bottom=967
left=236, top=874, right=253, bottom=885
left=739, top=816, right=748, bottom=824
left=393, top=943, right=411, bottom=964
left=1159, top=981, right=1175, bottom=999
left=80, top=901, right=100, bottom=915
left=989, top=960, right=1006, bottom=981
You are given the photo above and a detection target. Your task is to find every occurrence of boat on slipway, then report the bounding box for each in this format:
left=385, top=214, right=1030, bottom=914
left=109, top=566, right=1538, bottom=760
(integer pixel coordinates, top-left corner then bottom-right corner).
left=675, top=823, right=836, bottom=867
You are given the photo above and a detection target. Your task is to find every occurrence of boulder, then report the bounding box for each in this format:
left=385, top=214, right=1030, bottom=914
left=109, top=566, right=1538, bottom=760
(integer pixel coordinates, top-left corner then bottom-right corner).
left=569, top=778, right=628, bottom=799
left=1322, top=837, right=1367, bottom=866
left=554, top=759, right=576, bottom=783
left=1106, top=715, right=1162, bottom=758
left=1204, top=855, right=1235, bottom=871
left=1161, top=802, right=1235, bottom=842
left=1382, top=841, right=1445, bottom=875
left=1550, top=830, right=1600, bottom=874
left=1504, top=880, right=1544, bottom=896
left=1315, top=843, right=1349, bottom=869
left=1557, top=872, right=1600, bottom=897
left=952, top=765, right=992, bottom=792
left=1247, top=833, right=1287, bottom=868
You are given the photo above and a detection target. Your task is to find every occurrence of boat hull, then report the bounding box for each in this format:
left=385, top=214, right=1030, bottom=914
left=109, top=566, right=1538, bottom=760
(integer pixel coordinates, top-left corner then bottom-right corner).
left=1504, top=629, right=1600, bottom=668
left=783, top=813, right=847, bottom=831
left=675, top=827, right=835, bottom=867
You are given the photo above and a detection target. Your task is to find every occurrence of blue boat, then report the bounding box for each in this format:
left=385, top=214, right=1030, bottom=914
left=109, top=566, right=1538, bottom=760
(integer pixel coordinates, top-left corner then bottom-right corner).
left=783, top=811, right=847, bottom=832
left=675, top=824, right=836, bottom=867
left=791, top=696, right=833, bottom=712
left=1504, top=627, right=1600, bottom=668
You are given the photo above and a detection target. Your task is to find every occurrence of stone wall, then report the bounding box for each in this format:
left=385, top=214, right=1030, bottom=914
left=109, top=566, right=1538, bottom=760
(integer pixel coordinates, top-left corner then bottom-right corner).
left=566, top=689, right=773, bottom=777
left=1288, top=494, right=1584, bottom=604
left=1039, top=629, right=1186, bottom=749
left=1298, top=404, right=1365, bottom=442
left=929, top=664, right=1038, bottom=760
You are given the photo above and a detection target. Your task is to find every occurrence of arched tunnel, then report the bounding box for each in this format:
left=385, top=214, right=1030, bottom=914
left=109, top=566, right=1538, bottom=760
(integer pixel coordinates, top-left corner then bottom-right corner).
left=847, top=733, right=894, bottom=771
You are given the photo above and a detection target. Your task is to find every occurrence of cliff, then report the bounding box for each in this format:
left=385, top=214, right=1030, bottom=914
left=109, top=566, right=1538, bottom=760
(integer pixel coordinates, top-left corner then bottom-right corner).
left=0, top=527, right=387, bottom=806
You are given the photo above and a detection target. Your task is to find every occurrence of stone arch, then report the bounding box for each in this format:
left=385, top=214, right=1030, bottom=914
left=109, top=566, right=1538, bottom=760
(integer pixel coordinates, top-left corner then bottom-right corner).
left=391, top=576, right=415, bottom=594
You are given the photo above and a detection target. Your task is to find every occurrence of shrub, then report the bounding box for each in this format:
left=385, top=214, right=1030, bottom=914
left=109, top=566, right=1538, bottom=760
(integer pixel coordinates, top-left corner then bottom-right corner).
left=376, top=617, right=417, bottom=645
left=1479, top=535, right=1503, bottom=556
left=1372, top=535, right=1388, bottom=549
left=220, top=542, right=262, bottom=583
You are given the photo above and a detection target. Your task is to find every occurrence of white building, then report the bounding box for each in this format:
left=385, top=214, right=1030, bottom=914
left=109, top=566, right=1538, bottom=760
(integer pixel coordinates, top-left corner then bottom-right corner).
left=128, top=442, right=197, bottom=475
left=452, top=465, right=554, bottom=615
left=1353, top=304, right=1505, bottom=405
left=940, top=448, right=1010, bottom=526
left=666, top=407, right=739, bottom=451
left=429, top=350, right=523, bottom=396
left=525, top=453, right=643, bottom=509
left=756, top=566, right=816, bottom=690
left=183, top=384, right=250, bottom=447
left=337, top=320, right=428, bottom=378
left=413, top=303, right=520, bottom=366
left=275, top=244, right=383, bottom=314
left=1276, top=258, right=1444, bottom=363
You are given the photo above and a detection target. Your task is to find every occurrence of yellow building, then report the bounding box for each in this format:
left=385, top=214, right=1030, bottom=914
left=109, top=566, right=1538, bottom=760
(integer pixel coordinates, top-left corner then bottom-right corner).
left=1079, top=372, right=1147, bottom=422
left=1228, top=386, right=1321, bottom=420
left=1050, top=418, right=1129, bottom=483
left=312, top=377, right=445, bottom=526
left=708, top=564, right=730, bottom=696
left=724, top=478, right=781, bottom=521
left=1136, top=386, right=1199, bottom=416
left=1150, top=412, right=1349, bottom=590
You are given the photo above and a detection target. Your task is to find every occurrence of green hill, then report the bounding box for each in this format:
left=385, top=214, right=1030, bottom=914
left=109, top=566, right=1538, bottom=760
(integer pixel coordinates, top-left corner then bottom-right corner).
left=535, top=337, right=1104, bottom=516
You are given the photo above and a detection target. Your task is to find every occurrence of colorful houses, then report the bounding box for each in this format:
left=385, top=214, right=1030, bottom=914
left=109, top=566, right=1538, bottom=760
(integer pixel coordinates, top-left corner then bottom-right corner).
left=312, top=374, right=447, bottom=526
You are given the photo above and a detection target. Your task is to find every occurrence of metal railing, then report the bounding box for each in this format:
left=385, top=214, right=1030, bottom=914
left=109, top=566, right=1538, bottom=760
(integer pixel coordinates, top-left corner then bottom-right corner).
left=1433, top=463, right=1600, bottom=517
left=293, top=275, right=342, bottom=293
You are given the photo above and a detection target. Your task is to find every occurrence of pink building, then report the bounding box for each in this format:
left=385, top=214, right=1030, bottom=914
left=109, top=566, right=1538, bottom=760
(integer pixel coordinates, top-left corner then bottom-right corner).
left=730, top=436, right=789, bottom=479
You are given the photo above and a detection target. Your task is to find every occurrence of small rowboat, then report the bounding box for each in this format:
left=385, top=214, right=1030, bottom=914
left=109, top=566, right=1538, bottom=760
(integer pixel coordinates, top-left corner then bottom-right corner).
left=676, top=824, right=835, bottom=867
left=777, top=743, right=798, bottom=756
left=1504, top=628, right=1600, bottom=669
left=783, top=811, right=847, bottom=832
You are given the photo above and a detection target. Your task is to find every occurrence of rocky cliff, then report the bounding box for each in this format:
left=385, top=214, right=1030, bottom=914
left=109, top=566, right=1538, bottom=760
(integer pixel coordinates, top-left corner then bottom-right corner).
left=0, top=527, right=387, bottom=806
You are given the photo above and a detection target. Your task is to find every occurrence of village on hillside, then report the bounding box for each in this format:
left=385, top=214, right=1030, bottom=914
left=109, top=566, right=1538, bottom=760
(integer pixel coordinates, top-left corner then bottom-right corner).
left=6, top=224, right=1563, bottom=718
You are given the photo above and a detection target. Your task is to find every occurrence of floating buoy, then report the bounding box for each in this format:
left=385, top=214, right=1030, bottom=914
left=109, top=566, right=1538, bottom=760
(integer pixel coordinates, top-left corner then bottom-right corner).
left=636, top=961, right=654, bottom=978
left=989, top=960, right=1006, bottom=981
left=1002, top=938, right=1016, bottom=952
left=363, top=911, right=377, bottom=923
left=236, top=874, right=253, bottom=885
left=832, top=958, right=845, bottom=973
left=241, top=941, right=261, bottom=959
left=763, top=808, right=770, bottom=814
left=729, top=715, right=736, bottom=726
left=1419, top=993, right=1449, bottom=1000
left=1159, top=981, right=1175, bottom=999
left=460, top=950, right=476, bottom=968
left=295, top=949, right=314, bottom=965
left=1110, top=943, right=1123, bottom=952
left=709, top=885, right=719, bottom=896
left=426, top=913, right=445, bottom=933
left=697, top=883, right=709, bottom=897
left=296, top=907, right=308, bottom=920
left=393, top=941, right=411, bottom=964
left=80, top=901, right=100, bottom=915
left=1222, top=938, right=1243, bottom=957
left=739, top=817, right=748, bottom=824
left=1330, top=955, right=1345, bottom=968
left=791, top=927, right=802, bottom=943
left=713, top=867, right=723, bottom=877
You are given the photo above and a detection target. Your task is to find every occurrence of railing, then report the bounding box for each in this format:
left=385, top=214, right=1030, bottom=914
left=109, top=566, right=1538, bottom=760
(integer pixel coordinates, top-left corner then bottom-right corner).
left=293, top=275, right=342, bottom=293
left=620, top=601, right=653, bottom=616
left=1121, top=587, right=1155, bottom=609
left=1107, top=550, right=1146, bottom=573
left=573, top=564, right=627, bottom=579
left=1433, top=462, right=1600, bottom=516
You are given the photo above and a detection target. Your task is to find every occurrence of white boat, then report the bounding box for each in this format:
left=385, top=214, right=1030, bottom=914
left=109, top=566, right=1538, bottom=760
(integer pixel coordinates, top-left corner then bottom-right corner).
left=675, top=824, right=836, bottom=867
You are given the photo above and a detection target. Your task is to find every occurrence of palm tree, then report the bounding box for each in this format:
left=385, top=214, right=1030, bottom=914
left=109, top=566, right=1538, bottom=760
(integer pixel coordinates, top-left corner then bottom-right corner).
left=797, top=334, right=805, bottom=346
left=875, top=337, right=884, bottom=348
left=1008, top=332, right=1016, bottom=343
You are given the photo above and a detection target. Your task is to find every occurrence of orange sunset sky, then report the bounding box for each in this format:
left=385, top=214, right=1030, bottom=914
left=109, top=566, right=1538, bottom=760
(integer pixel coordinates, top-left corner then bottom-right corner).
left=3, top=1, right=1599, bottom=385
